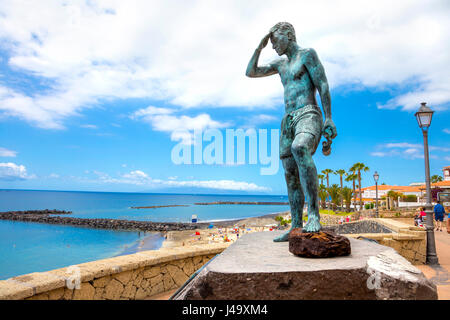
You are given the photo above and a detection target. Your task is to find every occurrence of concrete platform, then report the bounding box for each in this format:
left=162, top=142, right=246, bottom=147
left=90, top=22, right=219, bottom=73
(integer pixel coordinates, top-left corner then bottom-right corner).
left=172, top=231, right=437, bottom=300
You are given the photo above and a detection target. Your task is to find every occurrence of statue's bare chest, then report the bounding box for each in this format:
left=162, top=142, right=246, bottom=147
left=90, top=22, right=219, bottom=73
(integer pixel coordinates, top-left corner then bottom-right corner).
left=278, top=56, right=310, bottom=87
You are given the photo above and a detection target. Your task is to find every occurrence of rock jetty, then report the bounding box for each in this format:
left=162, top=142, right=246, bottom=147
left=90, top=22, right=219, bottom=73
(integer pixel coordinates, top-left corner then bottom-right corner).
left=194, top=201, right=288, bottom=205
left=131, top=205, right=189, bottom=209
left=0, top=212, right=208, bottom=232
left=0, top=209, right=72, bottom=215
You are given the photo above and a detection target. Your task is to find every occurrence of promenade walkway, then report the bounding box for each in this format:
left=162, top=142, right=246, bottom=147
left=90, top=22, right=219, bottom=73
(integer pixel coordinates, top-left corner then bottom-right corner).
left=417, top=229, right=450, bottom=300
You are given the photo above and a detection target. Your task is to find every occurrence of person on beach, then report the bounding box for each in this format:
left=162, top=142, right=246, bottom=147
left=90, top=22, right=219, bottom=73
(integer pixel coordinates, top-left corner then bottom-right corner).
left=434, top=201, right=446, bottom=232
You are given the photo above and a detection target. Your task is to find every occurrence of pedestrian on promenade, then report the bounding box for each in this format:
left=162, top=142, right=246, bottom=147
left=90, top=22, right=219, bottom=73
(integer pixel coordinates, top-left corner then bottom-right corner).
left=420, top=207, right=427, bottom=221
left=434, top=200, right=446, bottom=232
left=415, top=208, right=424, bottom=226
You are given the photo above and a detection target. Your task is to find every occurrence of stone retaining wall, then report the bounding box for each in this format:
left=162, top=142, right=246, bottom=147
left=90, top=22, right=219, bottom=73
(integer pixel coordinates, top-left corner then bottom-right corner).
left=319, top=212, right=360, bottom=225
left=328, top=220, right=393, bottom=234
left=341, top=219, right=427, bottom=265
left=0, top=243, right=229, bottom=300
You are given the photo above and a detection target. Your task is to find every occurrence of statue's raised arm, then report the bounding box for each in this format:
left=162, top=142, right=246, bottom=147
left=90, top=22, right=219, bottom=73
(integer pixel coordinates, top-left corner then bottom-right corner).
left=245, top=33, right=280, bottom=78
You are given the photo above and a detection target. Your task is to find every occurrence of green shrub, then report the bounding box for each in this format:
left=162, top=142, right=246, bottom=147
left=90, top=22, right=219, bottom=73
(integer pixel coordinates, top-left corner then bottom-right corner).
left=364, top=203, right=374, bottom=209
left=402, top=195, right=417, bottom=203
left=276, top=216, right=292, bottom=226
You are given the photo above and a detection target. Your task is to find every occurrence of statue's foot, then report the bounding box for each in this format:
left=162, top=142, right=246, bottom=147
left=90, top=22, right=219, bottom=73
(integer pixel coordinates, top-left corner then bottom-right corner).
left=273, top=231, right=290, bottom=242
left=303, top=217, right=321, bottom=233
left=273, top=224, right=302, bottom=242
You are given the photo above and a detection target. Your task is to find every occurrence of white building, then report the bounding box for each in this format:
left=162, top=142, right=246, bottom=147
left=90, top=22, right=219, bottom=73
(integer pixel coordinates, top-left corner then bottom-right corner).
left=444, top=166, right=450, bottom=181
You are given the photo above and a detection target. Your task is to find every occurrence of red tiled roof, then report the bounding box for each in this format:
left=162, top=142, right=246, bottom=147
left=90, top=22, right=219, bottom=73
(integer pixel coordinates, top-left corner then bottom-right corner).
left=360, top=185, right=423, bottom=192
left=418, top=180, right=450, bottom=189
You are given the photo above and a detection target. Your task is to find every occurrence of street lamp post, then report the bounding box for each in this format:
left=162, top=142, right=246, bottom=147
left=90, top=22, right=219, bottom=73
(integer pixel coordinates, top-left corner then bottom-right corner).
left=415, top=102, right=439, bottom=265
left=373, top=171, right=379, bottom=218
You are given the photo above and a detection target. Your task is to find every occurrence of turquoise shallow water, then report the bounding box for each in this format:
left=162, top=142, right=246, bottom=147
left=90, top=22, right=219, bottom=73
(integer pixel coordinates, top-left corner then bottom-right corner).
left=0, top=220, right=163, bottom=280
left=0, top=190, right=288, bottom=279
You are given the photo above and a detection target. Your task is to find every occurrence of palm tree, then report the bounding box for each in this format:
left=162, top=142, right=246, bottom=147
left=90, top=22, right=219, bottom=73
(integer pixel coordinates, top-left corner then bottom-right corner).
left=318, top=184, right=328, bottom=210
left=387, top=190, right=403, bottom=209
left=327, top=184, right=341, bottom=212
left=345, top=172, right=357, bottom=210
left=317, top=174, right=325, bottom=187
left=431, top=175, right=443, bottom=183
left=351, top=162, right=370, bottom=211
left=321, top=169, right=333, bottom=188
left=341, top=187, right=353, bottom=212
left=335, top=169, right=346, bottom=208
left=334, top=169, right=346, bottom=188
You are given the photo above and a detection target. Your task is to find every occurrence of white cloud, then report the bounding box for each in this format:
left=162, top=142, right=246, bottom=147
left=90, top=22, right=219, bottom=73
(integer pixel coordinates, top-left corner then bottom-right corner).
left=88, top=169, right=269, bottom=191
left=164, top=179, right=270, bottom=192
left=385, top=143, right=422, bottom=149
left=0, top=162, right=35, bottom=180
left=80, top=124, right=98, bottom=129
left=444, top=128, right=450, bottom=134
left=131, top=105, right=230, bottom=144
left=0, top=147, right=17, bottom=157
left=0, top=0, right=448, bottom=128
left=371, top=141, right=449, bottom=160
left=48, top=173, right=60, bottom=178
left=242, top=114, right=278, bottom=129
left=122, top=170, right=149, bottom=181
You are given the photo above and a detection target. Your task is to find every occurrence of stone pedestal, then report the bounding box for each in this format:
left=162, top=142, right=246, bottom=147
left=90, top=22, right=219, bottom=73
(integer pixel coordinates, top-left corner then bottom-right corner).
left=172, top=231, right=437, bottom=300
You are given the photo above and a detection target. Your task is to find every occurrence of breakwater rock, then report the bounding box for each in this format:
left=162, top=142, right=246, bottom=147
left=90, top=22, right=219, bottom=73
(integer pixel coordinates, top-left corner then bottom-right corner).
left=0, top=213, right=208, bottom=232
left=194, top=201, right=289, bottom=205
left=0, top=209, right=72, bottom=215
left=131, top=205, right=190, bottom=209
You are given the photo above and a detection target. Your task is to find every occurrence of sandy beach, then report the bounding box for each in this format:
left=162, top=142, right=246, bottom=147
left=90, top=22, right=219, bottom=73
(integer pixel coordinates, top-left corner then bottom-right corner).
left=161, top=211, right=291, bottom=248
left=111, top=210, right=291, bottom=255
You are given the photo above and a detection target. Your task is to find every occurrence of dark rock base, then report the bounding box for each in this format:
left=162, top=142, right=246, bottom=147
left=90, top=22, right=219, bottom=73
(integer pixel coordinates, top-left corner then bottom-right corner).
left=288, top=228, right=351, bottom=258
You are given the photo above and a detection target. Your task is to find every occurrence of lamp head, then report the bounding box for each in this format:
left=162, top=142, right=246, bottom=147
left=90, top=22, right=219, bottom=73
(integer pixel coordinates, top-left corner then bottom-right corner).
left=373, top=171, right=379, bottom=183
left=415, top=102, right=434, bottom=129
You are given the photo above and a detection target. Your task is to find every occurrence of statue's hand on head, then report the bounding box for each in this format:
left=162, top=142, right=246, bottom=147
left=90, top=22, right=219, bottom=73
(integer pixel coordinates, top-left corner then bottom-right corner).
left=257, top=33, right=271, bottom=51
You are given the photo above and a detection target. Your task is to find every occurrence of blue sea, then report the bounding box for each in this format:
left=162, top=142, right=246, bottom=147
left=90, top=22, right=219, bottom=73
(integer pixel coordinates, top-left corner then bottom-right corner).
left=0, top=189, right=288, bottom=279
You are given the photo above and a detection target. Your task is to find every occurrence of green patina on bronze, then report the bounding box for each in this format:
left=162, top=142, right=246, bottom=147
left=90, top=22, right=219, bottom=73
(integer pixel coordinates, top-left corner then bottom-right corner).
left=246, top=22, right=337, bottom=239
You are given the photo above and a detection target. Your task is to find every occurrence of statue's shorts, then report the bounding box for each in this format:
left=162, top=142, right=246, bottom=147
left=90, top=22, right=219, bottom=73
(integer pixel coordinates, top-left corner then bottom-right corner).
left=279, top=104, right=323, bottom=160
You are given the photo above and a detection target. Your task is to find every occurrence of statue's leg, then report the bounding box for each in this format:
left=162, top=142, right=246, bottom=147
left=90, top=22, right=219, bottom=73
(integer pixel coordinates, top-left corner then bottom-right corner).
left=291, top=132, right=321, bottom=233
left=273, top=156, right=304, bottom=242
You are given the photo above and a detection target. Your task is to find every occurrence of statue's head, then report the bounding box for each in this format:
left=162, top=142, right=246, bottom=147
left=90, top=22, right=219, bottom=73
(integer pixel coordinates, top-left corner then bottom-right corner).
left=269, top=22, right=296, bottom=56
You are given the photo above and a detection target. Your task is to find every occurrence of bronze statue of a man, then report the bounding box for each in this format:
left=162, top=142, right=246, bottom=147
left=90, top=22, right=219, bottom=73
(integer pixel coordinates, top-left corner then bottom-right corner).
left=246, top=22, right=337, bottom=240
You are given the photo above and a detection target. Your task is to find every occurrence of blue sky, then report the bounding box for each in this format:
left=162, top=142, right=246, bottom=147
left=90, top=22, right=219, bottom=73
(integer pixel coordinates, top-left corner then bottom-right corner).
left=0, top=0, right=449, bottom=195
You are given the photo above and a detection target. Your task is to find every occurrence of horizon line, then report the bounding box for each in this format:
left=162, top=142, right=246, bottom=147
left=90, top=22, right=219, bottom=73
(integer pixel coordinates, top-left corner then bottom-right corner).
left=0, top=188, right=288, bottom=197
